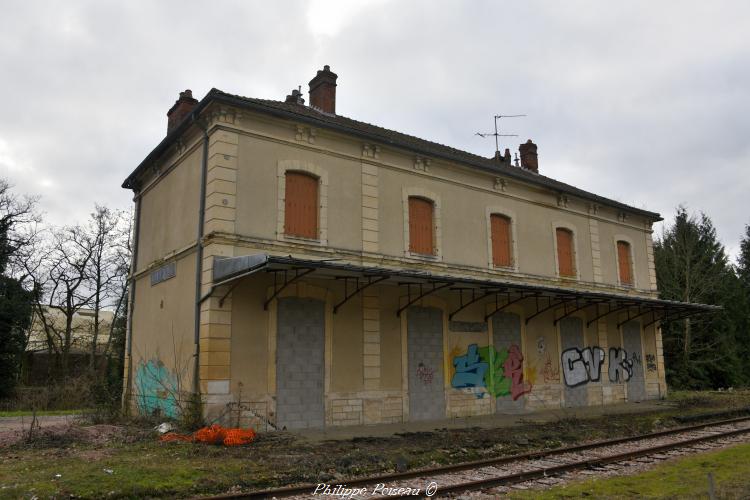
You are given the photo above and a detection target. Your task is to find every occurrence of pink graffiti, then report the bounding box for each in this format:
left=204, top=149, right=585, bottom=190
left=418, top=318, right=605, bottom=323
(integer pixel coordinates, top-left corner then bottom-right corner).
left=416, top=362, right=435, bottom=385
left=542, top=353, right=560, bottom=383
left=504, top=345, right=532, bottom=400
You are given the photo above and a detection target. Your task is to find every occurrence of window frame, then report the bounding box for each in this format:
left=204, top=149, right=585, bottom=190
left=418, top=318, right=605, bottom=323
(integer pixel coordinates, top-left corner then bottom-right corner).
left=402, top=187, right=442, bottom=260
left=283, top=170, right=319, bottom=239
left=408, top=196, right=435, bottom=256
left=552, top=223, right=579, bottom=279
left=277, top=160, right=328, bottom=246
left=486, top=207, right=518, bottom=271
left=614, top=235, right=637, bottom=288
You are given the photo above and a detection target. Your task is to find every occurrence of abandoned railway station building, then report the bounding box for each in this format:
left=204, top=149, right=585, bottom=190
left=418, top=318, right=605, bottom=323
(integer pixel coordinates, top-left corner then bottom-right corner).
left=122, top=66, right=716, bottom=429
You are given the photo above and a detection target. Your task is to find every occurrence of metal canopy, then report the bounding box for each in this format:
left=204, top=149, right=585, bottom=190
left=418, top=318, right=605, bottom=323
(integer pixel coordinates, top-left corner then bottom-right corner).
left=204, top=254, right=721, bottom=319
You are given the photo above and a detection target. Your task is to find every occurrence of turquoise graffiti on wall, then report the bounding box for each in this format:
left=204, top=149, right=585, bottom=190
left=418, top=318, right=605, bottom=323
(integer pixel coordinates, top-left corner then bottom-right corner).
left=134, top=359, right=179, bottom=418
left=451, top=343, right=531, bottom=399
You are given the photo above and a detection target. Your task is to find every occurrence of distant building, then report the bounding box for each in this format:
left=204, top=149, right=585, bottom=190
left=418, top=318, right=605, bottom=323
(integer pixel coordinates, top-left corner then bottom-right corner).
left=121, top=66, right=716, bottom=428
left=26, top=306, right=114, bottom=354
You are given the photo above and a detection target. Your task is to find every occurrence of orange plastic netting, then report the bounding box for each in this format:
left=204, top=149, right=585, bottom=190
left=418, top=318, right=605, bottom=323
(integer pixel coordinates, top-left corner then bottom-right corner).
left=159, top=424, right=256, bottom=446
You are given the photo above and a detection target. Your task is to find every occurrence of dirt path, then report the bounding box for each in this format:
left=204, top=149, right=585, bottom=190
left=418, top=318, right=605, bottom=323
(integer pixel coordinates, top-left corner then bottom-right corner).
left=0, top=414, right=80, bottom=432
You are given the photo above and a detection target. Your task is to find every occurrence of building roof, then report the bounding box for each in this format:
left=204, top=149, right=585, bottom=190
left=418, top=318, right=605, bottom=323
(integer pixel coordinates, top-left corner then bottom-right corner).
left=122, top=88, right=661, bottom=221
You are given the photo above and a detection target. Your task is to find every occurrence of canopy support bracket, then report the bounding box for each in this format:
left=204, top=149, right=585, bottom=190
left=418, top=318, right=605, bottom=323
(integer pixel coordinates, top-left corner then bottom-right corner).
left=263, top=268, right=316, bottom=310
left=396, top=281, right=453, bottom=317
left=333, top=275, right=389, bottom=314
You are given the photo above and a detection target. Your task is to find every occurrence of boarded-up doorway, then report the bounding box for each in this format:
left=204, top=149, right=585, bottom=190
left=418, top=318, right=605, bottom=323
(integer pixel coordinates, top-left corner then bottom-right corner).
left=623, top=321, right=647, bottom=402
left=493, top=312, right=526, bottom=412
left=276, top=297, right=325, bottom=429
left=559, top=317, right=588, bottom=407
left=407, top=307, right=445, bottom=421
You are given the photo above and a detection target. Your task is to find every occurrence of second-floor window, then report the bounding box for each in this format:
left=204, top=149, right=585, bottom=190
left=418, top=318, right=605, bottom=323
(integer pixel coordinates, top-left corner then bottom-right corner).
left=556, top=227, right=576, bottom=277
left=617, top=240, right=633, bottom=285
left=408, top=196, right=434, bottom=255
left=490, top=214, right=512, bottom=267
left=284, top=171, right=318, bottom=239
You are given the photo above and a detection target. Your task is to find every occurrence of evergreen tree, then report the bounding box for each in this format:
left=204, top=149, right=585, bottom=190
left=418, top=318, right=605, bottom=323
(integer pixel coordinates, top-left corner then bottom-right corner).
left=654, top=207, right=743, bottom=389
left=735, top=224, right=750, bottom=384
left=0, top=181, right=36, bottom=397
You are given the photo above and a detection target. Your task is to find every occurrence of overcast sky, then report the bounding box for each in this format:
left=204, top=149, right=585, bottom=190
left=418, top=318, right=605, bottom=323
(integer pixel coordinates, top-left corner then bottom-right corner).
left=1, top=1, right=748, bottom=259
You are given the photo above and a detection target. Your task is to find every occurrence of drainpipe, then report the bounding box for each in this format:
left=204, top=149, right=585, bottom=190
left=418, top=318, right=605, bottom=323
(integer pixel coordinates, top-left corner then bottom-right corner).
left=123, top=192, right=141, bottom=412
left=193, top=116, right=209, bottom=395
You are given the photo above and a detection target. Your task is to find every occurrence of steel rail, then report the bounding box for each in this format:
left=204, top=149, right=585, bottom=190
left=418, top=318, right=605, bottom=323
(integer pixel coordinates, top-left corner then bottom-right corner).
left=196, top=414, right=750, bottom=499
left=400, top=423, right=750, bottom=499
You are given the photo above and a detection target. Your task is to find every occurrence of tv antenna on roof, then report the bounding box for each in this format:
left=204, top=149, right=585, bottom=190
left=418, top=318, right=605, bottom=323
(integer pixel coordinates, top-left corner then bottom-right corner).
left=476, top=114, right=526, bottom=156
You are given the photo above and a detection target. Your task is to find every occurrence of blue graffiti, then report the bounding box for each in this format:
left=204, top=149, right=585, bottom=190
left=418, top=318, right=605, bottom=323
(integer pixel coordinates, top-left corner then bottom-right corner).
left=134, top=359, right=179, bottom=418
left=451, top=344, right=489, bottom=389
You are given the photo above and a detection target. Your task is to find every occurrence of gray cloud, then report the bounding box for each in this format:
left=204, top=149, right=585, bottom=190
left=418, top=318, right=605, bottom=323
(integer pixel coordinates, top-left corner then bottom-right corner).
left=1, top=0, right=748, bottom=258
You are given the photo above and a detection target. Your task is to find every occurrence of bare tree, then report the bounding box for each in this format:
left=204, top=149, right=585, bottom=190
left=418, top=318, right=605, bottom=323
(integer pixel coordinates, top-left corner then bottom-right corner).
left=83, top=205, right=130, bottom=370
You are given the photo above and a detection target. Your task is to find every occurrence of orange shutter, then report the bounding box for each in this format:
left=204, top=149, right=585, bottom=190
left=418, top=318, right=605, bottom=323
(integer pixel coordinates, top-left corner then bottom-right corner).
left=284, top=172, right=318, bottom=239
left=408, top=197, right=434, bottom=255
left=556, top=228, right=575, bottom=277
left=617, top=241, right=632, bottom=285
left=491, top=214, right=512, bottom=267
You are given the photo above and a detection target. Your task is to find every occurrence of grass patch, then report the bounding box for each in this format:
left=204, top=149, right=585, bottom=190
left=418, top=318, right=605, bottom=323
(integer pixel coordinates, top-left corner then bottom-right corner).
left=0, top=409, right=85, bottom=417
left=1, top=390, right=750, bottom=498
left=511, top=442, right=750, bottom=499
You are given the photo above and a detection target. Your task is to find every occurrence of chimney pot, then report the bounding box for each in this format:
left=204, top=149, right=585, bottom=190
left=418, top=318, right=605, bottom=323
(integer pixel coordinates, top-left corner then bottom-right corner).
left=308, top=65, right=338, bottom=114
left=519, top=139, right=539, bottom=173
left=167, top=89, right=199, bottom=135
left=285, top=88, right=305, bottom=105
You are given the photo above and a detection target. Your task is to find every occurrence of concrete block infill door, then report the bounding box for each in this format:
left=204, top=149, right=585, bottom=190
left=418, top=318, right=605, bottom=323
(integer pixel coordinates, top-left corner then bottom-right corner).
left=492, top=312, right=527, bottom=413
left=623, top=321, right=647, bottom=402
left=407, top=306, right=446, bottom=421
left=276, top=297, right=325, bottom=430
left=559, top=317, right=588, bottom=408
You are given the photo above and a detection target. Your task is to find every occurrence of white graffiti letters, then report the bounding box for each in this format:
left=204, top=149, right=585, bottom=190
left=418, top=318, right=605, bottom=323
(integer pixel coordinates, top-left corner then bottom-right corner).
left=561, top=347, right=605, bottom=387
left=608, top=347, right=633, bottom=383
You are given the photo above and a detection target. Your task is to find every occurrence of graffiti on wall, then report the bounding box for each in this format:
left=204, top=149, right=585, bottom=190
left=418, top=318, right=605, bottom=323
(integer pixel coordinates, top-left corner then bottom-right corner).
left=134, top=359, right=179, bottom=418
left=416, top=362, right=435, bottom=385
left=646, top=354, right=657, bottom=372
left=542, top=354, right=560, bottom=383
left=451, top=343, right=531, bottom=400
left=504, top=345, right=532, bottom=400
left=608, top=347, right=634, bottom=383
left=558, top=347, right=639, bottom=387
left=561, top=347, right=605, bottom=387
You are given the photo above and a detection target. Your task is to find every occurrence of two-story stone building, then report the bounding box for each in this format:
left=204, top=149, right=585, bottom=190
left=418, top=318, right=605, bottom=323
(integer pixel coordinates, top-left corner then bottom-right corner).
left=121, top=66, right=716, bottom=429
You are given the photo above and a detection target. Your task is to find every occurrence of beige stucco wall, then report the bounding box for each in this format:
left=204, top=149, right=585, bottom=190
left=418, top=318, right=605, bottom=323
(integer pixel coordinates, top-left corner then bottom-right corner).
left=126, top=102, right=667, bottom=425
left=235, top=135, right=362, bottom=252
left=229, top=275, right=272, bottom=395
left=136, top=146, right=201, bottom=271
left=130, top=253, right=197, bottom=392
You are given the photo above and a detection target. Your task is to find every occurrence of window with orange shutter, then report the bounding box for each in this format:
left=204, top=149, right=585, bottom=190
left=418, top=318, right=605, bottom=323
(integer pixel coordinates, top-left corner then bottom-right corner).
left=556, top=228, right=575, bottom=277
left=284, top=171, right=318, bottom=239
left=617, top=240, right=633, bottom=285
left=408, top=197, right=434, bottom=255
left=490, top=214, right=512, bottom=267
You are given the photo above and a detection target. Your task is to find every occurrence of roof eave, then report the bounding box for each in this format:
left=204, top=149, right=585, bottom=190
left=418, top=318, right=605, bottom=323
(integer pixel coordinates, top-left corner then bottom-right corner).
left=122, top=90, right=663, bottom=222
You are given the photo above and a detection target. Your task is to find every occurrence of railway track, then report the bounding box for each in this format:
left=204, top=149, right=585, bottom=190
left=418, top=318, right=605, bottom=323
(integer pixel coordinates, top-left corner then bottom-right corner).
left=200, top=415, right=750, bottom=499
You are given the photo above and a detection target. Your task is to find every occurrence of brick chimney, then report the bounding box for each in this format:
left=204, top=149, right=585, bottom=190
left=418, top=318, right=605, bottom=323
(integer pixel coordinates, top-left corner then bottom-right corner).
left=519, top=139, right=538, bottom=173
left=285, top=88, right=305, bottom=105
left=167, top=90, right=199, bottom=134
left=308, top=65, right=337, bottom=114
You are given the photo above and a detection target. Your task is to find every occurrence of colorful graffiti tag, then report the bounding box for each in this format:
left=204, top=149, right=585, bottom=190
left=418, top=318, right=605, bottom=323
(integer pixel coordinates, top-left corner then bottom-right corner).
left=134, top=359, right=179, bottom=418
left=451, top=343, right=531, bottom=400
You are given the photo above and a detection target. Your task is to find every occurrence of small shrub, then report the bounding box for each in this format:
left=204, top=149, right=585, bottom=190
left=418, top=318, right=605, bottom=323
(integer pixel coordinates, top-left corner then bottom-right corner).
left=180, top=392, right=204, bottom=431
